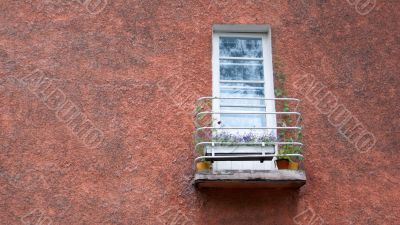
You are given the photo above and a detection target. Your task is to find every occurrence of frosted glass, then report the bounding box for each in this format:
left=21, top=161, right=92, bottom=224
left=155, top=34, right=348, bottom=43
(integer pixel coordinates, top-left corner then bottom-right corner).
left=220, top=106, right=266, bottom=128
left=218, top=36, right=266, bottom=128
left=219, top=37, right=263, bottom=58
left=220, top=60, right=263, bottom=81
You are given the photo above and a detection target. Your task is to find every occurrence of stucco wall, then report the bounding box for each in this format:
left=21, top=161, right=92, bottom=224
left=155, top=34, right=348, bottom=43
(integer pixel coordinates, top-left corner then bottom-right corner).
left=0, top=0, right=399, bottom=224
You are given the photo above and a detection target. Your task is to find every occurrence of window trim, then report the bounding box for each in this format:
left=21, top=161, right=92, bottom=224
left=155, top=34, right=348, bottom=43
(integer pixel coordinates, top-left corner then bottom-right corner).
left=213, top=24, right=271, bottom=33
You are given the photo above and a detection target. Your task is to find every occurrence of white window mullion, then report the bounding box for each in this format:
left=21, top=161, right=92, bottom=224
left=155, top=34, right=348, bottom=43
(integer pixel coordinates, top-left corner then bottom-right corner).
left=219, top=80, right=265, bottom=84
left=219, top=57, right=263, bottom=61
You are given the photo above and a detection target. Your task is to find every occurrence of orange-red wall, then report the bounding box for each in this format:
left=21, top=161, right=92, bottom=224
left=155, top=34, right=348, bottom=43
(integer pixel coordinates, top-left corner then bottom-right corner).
left=0, top=1, right=399, bottom=224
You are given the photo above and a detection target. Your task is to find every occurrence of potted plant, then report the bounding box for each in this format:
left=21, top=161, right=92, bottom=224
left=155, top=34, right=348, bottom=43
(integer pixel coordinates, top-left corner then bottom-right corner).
left=194, top=137, right=212, bottom=172
left=288, top=144, right=303, bottom=170
left=276, top=142, right=303, bottom=170
left=275, top=153, right=290, bottom=169
left=196, top=160, right=212, bottom=171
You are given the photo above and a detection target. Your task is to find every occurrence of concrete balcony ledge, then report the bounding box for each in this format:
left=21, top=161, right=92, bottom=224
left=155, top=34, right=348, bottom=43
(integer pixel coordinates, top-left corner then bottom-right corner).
left=194, top=170, right=306, bottom=189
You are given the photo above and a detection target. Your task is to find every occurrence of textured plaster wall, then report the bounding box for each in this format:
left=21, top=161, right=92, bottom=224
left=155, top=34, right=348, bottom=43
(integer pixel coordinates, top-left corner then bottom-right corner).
left=0, top=0, right=399, bottom=224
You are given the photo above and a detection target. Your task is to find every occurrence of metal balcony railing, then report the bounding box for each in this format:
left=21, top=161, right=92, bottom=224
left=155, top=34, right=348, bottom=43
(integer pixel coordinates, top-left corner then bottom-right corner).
left=193, top=97, right=304, bottom=165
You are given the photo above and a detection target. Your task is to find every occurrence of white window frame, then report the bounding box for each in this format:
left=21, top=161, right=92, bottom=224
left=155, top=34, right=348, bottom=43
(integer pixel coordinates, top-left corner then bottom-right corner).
left=211, top=25, right=277, bottom=170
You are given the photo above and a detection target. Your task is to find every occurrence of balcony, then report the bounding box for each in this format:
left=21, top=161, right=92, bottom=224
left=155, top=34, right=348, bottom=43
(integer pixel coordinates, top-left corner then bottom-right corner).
left=193, top=97, right=306, bottom=189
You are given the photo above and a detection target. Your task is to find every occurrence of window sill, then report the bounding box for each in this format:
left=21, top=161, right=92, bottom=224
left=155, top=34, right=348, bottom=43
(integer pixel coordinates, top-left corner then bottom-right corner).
left=194, top=169, right=306, bottom=189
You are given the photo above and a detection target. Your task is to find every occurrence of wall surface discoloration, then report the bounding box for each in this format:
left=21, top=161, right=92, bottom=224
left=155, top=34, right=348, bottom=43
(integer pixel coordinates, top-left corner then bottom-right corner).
left=0, top=0, right=399, bottom=224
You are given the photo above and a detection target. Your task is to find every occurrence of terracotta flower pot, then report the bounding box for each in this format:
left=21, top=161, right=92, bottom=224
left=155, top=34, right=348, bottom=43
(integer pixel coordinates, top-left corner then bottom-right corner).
left=288, top=161, right=299, bottom=170
left=276, top=159, right=290, bottom=169
left=196, top=161, right=210, bottom=171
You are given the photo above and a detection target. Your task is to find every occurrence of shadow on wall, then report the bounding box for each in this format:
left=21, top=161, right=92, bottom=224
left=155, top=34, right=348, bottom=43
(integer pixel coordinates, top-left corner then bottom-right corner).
left=198, top=189, right=300, bottom=225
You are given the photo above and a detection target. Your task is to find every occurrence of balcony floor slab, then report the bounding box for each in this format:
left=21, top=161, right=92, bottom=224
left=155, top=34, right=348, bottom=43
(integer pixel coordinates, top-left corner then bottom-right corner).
left=194, top=170, right=306, bottom=189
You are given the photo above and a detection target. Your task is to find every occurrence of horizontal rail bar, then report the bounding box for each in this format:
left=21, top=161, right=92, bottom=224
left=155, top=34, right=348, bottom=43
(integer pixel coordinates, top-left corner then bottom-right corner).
left=195, top=97, right=301, bottom=114
left=194, top=154, right=304, bottom=163
left=196, top=127, right=302, bottom=131
left=194, top=96, right=302, bottom=130
left=196, top=111, right=301, bottom=116
left=195, top=141, right=303, bottom=152
left=197, top=96, right=300, bottom=102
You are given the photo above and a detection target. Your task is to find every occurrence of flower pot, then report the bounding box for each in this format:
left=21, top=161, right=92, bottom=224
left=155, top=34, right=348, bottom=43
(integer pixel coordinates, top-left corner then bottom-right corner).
left=276, top=159, right=290, bottom=169
left=288, top=161, right=299, bottom=170
left=196, top=161, right=211, bottom=171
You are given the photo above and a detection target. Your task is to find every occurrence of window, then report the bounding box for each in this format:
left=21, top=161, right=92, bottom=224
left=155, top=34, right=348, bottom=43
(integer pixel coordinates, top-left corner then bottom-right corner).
left=211, top=25, right=277, bottom=170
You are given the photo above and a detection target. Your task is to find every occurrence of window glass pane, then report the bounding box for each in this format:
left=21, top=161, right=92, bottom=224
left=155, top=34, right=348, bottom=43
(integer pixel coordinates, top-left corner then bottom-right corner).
left=220, top=82, right=264, bottom=90
left=220, top=59, right=263, bottom=81
left=220, top=107, right=265, bottom=112
left=220, top=115, right=266, bottom=127
left=220, top=98, right=266, bottom=107
left=220, top=82, right=265, bottom=106
left=220, top=110, right=266, bottom=128
left=220, top=87, right=264, bottom=98
left=217, top=35, right=267, bottom=129
left=219, top=37, right=262, bottom=58
left=220, top=82, right=264, bottom=87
